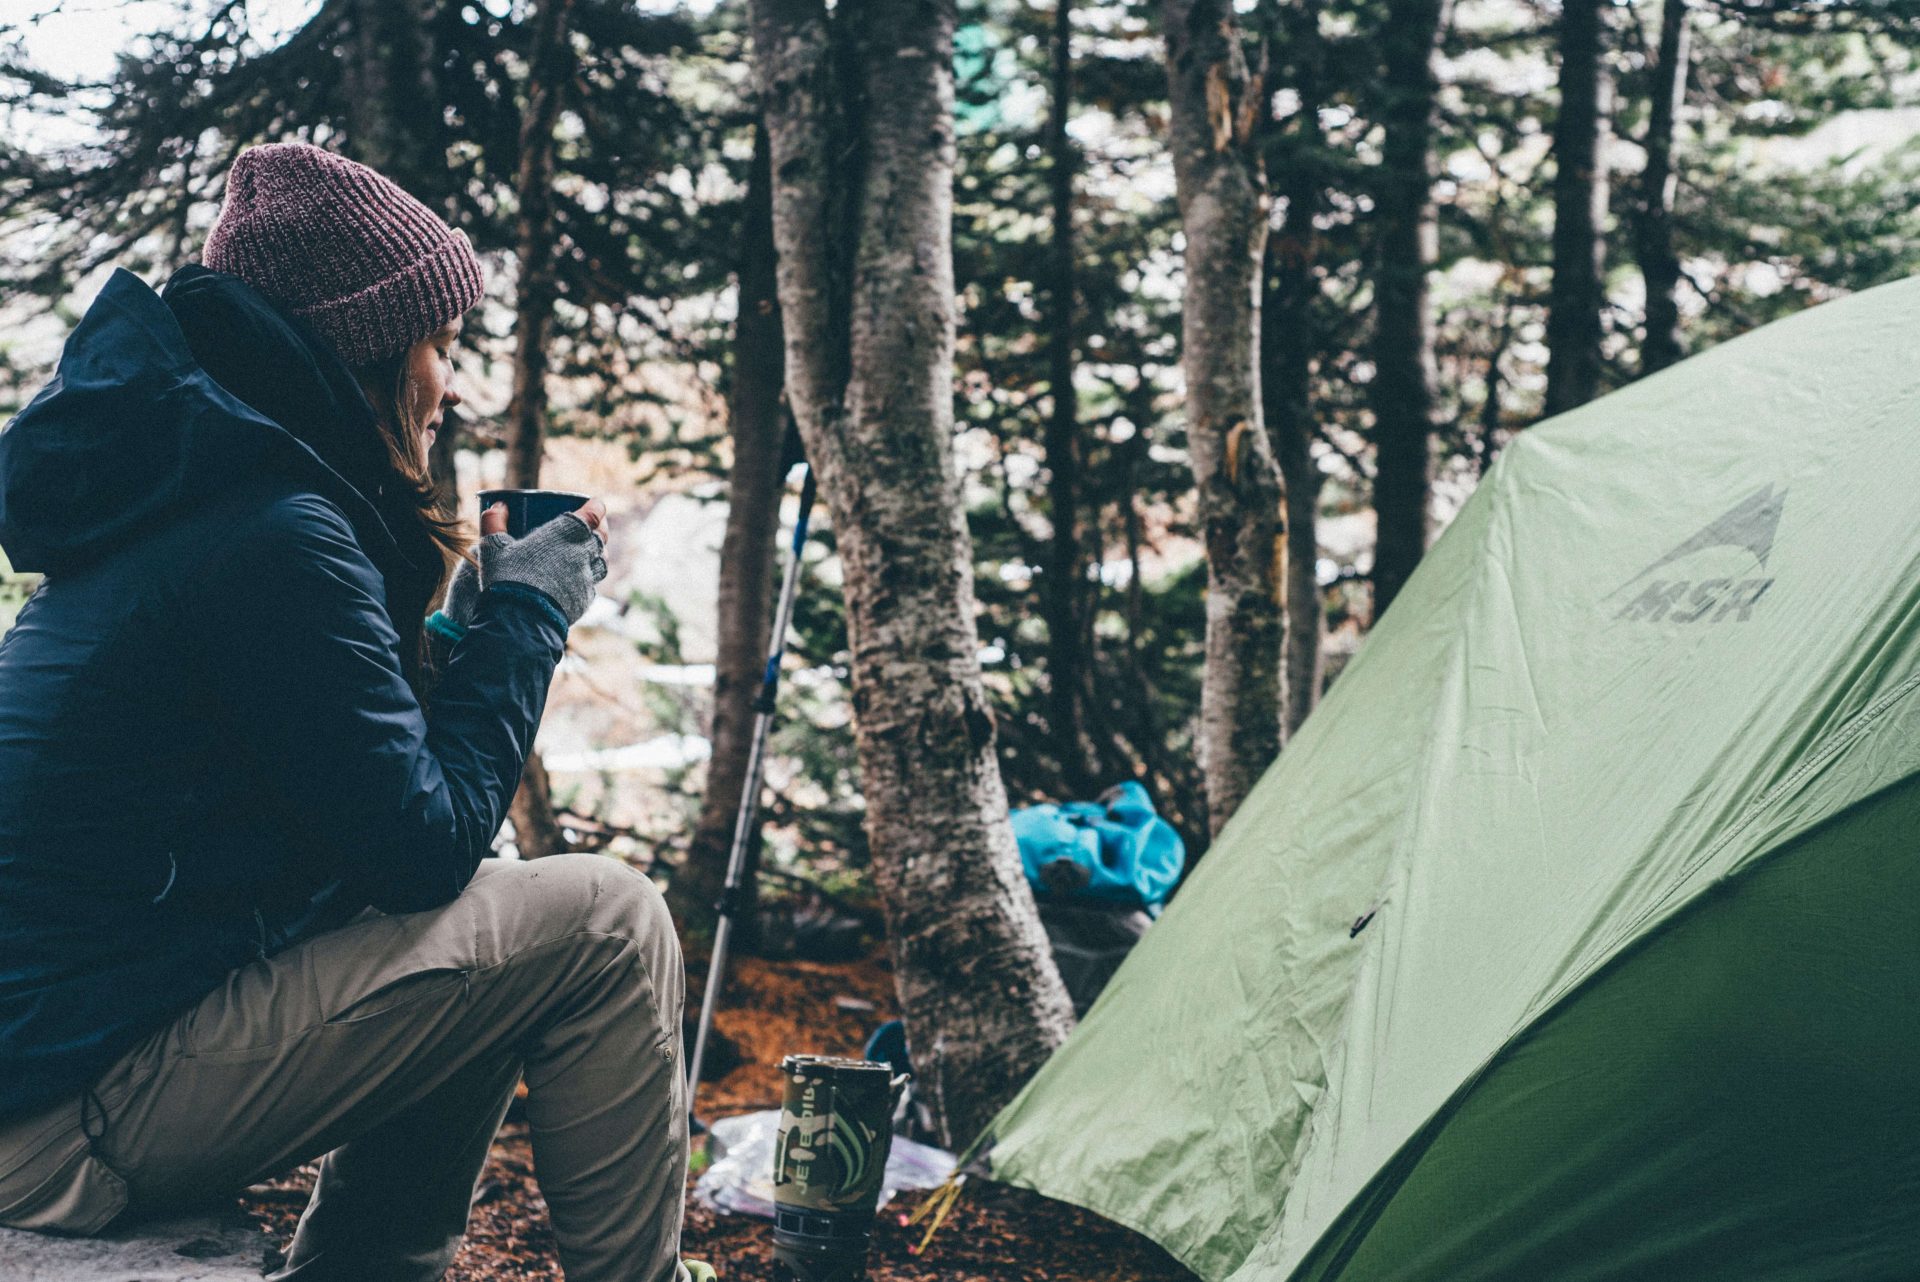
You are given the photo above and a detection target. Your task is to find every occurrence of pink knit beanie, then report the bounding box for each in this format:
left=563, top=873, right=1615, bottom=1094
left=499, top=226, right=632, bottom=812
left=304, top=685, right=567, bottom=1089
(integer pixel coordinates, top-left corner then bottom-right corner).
left=203, top=142, right=484, bottom=366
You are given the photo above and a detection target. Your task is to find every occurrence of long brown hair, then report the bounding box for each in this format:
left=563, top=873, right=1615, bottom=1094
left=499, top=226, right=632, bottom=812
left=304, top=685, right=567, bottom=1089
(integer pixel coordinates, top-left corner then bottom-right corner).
left=352, top=346, right=473, bottom=695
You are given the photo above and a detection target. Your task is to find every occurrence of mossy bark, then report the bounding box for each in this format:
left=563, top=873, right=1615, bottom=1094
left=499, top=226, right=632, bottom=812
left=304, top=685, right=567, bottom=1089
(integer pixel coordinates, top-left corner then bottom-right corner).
left=751, top=0, right=1074, bottom=1147
left=1162, top=0, right=1282, bottom=835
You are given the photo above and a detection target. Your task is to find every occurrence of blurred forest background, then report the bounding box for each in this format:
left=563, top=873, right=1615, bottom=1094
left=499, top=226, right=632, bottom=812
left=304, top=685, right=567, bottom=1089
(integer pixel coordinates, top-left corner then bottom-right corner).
left=3, top=0, right=1918, bottom=1140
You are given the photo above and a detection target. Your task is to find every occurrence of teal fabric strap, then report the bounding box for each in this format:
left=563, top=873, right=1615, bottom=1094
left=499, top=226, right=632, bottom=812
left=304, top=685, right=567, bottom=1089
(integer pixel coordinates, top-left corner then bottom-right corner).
left=425, top=610, right=468, bottom=646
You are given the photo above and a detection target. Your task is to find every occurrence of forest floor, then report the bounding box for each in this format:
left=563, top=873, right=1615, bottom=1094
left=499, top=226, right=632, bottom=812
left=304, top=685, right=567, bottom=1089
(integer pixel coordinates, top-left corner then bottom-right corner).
left=238, top=943, right=1196, bottom=1282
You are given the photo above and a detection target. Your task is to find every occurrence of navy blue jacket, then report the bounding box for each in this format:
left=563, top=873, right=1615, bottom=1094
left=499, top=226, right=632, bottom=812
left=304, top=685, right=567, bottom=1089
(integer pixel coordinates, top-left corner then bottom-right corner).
left=0, top=268, right=567, bottom=1122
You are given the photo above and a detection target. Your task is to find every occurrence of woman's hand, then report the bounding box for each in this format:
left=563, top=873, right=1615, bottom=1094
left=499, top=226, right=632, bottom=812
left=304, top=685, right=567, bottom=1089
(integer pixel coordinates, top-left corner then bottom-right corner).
left=475, top=498, right=610, bottom=627
left=438, top=497, right=610, bottom=639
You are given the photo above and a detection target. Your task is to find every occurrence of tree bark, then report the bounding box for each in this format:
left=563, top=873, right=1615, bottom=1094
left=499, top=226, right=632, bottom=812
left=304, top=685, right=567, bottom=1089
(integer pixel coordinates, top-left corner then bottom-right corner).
left=751, top=0, right=1074, bottom=1148
left=504, top=0, right=571, bottom=493
left=1042, top=0, right=1098, bottom=795
left=1369, top=0, right=1448, bottom=622
left=1161, top=0, right=1282, bottom=837
left=1261, top=0, right=1326, bottom=739
left=668, top=122, right=786, bottom=939
left=343, top=0, right=448, bottom=205
left=502, top=0, right=573, bottom=861
left=507, top=751, right=564, bottom=860
left=1545, top=0, right=1611, bottom=415
left=342, top=0, right=462, bottom=506
left=1637, top=0, right=1689, bottom=375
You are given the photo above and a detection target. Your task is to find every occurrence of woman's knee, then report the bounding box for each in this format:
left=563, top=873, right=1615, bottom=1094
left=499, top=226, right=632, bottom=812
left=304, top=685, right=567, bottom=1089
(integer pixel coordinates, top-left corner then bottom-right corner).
left=540, top=857, right=685, bottom=1025
left=470, top=856, right=681, bottom=994
left=530, top=855, right=675, bottom=948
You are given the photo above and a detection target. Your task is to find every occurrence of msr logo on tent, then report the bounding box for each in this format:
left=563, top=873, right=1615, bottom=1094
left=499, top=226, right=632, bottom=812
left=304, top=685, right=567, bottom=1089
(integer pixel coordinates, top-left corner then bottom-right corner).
left=1609, top=485, right=1785, bottom=624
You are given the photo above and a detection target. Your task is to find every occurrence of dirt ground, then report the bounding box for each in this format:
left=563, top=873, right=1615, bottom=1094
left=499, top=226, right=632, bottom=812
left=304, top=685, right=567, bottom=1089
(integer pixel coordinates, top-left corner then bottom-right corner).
left=238, top=945, right=1196, bottom=1282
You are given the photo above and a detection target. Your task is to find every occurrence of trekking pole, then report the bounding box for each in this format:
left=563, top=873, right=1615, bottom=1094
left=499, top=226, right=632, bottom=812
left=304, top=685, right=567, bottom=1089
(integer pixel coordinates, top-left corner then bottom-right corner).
left=687, top=462, right=817, bottom=1116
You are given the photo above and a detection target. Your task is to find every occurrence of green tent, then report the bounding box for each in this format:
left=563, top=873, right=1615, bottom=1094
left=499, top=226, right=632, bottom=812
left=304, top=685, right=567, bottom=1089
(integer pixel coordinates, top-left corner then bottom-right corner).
left=982, top=277, right=1920, bottom=1280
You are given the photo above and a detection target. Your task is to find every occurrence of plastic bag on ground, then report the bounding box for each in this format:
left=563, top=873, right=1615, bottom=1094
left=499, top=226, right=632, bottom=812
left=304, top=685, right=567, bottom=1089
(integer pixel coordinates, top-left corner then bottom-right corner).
left=693, top=1109, right=957, bottom=1220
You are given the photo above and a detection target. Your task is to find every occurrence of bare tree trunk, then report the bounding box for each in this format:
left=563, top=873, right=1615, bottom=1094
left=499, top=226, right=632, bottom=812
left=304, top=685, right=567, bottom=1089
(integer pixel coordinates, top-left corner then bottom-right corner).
left=1162, top=0, right=1281, bottom=838
left=1545, top=0, right=1611, bottom=415
left=344, top=0, right=446, bottom=197
left=751, top=0, right=1073, bottom=1147
left=507, top=751, right=563, bottom=860
left=1478, top=303, right=1513, bottom=473
left=1637, top=0, right=1689, bottom=376
left=343, top=0, right=463, bottom=506
left=504, top=0, right=570, bottom=493
left=669, top=123, right=786, bottom=938
left=1261, top=0, right=1326, bottom=739
left=503, top=0, right=573, bottom=861
left=1370, top=0, right=1448, bottom=622
left=1042, top=0, right=1098, bottom=795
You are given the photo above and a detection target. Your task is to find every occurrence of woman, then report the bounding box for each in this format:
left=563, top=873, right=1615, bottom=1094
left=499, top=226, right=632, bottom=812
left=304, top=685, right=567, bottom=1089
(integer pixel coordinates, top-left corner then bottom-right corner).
left=0, top=143, right=705, bottom=1282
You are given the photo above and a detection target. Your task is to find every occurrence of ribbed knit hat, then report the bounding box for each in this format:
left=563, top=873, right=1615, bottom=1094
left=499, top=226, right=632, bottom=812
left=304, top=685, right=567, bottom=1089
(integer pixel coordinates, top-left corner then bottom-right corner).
left=203, top=143, right=484, bottom=366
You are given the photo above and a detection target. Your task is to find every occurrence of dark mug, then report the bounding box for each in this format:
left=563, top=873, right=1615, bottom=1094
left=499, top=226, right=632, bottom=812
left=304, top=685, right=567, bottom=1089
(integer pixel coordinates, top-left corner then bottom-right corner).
left=477, top=488, right=592, bottom=539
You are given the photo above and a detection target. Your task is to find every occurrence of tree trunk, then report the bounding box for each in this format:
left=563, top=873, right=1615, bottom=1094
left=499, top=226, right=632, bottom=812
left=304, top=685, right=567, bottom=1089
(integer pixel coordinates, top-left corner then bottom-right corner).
left=504, top=0, right=570, bottom=493
left=1042, top=0, right=1097, bottom=795
left=1261, top=0, right=1326, bottom=739
left=751, top=0, right=1074, bottom=1148
left=668, top=123, right=786, bottom=939
left=1637, top=0, right=1689, bottom=376
left=1370, top=0, right=1448, bottom=622
left=1478, top=305, right=1512, bottom=474
left=1545, top=0, right=1611, bottom=415
left=503, top=0, right=573, bottom=861
left=1161, top=0, right=1282, bottom=838
left=343, top=0, right=448, bottom=202
left=507, top=751, right=563, bottom=860
left=343, top=0, right=462, bottom=506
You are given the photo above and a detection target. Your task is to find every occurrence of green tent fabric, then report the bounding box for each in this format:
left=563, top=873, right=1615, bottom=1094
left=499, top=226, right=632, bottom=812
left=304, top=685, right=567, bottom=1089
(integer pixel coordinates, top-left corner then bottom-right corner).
left=981, top=276, right=1920, bottom=1280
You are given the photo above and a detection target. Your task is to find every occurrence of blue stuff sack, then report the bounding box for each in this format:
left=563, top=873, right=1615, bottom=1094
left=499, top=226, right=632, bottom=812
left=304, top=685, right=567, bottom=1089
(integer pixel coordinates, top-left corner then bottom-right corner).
left=1011, top=781, right=1185, bottom=910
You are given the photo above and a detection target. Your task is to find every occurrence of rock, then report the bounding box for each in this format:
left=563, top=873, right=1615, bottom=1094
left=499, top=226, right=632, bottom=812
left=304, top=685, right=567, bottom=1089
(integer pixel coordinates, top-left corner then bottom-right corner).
left=0, top=1205, right=275, bottom=1281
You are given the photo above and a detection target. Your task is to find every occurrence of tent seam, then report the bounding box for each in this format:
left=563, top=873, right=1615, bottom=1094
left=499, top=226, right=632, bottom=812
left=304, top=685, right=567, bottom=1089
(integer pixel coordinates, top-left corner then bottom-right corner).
left=1270, top=445, right=1526, bottom=1269
left=1278, top=455, right=1920, bottom=1275
left=1533, top=662, right=1920, bottom=1023
left=1277, top=763, right=1920, bottom=1280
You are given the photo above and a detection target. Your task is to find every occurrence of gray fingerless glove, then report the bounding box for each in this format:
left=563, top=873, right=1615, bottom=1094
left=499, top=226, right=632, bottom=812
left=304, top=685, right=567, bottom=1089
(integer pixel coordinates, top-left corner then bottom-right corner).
left=427, top=555, right=483, bottom=645
left=478, top=512, right=608, bottom=626
left=444, top=556, right=483, bottom=624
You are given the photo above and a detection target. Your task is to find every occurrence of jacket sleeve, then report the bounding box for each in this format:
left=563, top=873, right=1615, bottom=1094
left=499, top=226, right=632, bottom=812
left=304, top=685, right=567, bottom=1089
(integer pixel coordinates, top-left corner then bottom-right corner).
left=188, top=492, right=568, bottom=913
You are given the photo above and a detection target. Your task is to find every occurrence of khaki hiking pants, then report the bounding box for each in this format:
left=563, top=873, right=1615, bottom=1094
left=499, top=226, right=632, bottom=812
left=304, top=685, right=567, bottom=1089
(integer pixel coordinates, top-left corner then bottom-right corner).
left=0, top=854, right=693, bottom=1282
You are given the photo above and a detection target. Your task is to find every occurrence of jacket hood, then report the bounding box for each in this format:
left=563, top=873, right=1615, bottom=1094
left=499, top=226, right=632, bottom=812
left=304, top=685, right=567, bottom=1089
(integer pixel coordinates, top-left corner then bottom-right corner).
left=0, top=267, right=440, bottom=607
